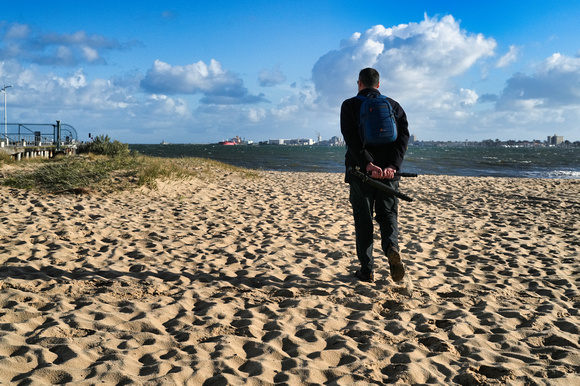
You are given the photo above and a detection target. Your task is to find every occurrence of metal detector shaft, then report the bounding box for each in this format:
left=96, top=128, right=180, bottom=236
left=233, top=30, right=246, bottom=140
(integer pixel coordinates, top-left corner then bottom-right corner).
left=348, top=167, right=415, bottom=202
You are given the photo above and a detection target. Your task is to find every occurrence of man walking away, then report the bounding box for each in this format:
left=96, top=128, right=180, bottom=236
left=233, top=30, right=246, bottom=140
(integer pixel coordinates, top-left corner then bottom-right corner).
left=340, top=67, right=410, bottom=283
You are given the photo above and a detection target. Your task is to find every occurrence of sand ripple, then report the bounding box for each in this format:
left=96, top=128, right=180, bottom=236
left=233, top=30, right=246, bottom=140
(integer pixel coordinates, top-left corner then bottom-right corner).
left=0, top=172, right=579, bottom=384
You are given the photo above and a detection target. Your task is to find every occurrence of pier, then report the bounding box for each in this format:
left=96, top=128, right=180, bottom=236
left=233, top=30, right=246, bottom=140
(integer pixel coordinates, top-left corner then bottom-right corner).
left=0, top=121, right=78, bottom=161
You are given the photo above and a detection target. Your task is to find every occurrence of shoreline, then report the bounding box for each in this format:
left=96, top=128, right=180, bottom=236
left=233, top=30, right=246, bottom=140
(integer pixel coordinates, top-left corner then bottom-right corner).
left=127, top=144, right=580, bottom=180
left=0, top=171, right=578, bottom=383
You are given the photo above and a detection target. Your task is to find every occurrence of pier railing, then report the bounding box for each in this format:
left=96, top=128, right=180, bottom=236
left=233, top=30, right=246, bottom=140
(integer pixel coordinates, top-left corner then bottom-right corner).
left=0, top=121, right=78, bottom=160
left=1, top=121, right=77, bottom=149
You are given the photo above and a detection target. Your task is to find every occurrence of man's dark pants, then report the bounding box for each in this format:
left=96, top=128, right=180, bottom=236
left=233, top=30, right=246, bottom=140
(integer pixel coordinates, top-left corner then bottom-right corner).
left=349, top=178, right=399, bottom=275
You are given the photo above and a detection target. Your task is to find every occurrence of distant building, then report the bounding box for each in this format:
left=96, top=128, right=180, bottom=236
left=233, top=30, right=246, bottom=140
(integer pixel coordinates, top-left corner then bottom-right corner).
left=547, top=134, right=564, bottom=145
left=287, top=138, right=314, bottom=146
left=267, top=138, right=314, bottom=145
left=317, top=136, right=344, bottom=146
left=409, top=134, right=416, bottom=145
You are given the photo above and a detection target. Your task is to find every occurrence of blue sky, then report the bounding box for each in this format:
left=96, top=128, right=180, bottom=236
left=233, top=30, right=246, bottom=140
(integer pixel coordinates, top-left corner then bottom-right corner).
left=2, top=1, right=580, bottom=143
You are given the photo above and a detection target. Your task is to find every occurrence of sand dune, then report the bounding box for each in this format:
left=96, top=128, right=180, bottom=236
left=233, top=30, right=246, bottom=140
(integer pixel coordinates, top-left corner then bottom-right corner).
left=0, top=170, right=578, bottom=384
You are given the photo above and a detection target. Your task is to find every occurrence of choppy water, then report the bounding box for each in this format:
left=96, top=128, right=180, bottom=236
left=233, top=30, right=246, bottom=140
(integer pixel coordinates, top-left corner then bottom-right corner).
left=128, top=144, right=580, bottom=179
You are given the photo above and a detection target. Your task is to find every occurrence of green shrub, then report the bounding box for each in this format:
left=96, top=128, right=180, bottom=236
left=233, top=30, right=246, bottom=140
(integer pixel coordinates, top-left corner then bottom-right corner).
left=78, top=134, right=131, bottom=157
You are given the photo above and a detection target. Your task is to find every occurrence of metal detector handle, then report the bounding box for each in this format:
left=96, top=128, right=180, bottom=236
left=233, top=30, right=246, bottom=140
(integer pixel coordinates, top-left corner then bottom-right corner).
left=396, top=172, right=418, bottom=177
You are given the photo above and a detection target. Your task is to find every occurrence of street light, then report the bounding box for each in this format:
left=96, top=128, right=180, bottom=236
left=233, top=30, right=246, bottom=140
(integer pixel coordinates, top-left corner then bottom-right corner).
left=1, top=84, right=12, bottom=145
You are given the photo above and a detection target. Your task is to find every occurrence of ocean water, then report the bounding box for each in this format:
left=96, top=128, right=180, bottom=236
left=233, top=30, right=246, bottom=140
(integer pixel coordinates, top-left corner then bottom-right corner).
left=128, top=144, right=580, bottom=179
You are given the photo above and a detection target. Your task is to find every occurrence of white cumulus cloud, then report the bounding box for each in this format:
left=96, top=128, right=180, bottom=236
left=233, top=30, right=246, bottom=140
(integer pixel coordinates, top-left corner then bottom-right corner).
left=496, top=45, right=519, bottom=68
left=258, top=66, right=286, bottom=87
left=312, top=14, right=496, bottom=107
left=498, top=52, right=580, bottom=108
left=141, top=59, right=267, bottom=104
left=0, top=22, right=127, bottom=66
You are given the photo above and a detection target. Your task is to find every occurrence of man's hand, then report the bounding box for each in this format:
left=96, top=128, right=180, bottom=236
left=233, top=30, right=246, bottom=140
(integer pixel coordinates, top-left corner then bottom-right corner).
left=366, top=163, right=384, bottom=179
left=383, top=167, right=396, bottom=179
left=367, top=163, right=398, bottom=179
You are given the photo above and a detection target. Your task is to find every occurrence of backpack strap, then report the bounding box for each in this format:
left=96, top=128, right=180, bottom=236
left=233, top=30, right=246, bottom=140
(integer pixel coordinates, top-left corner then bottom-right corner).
left=356, top=93, right=385, bottom=105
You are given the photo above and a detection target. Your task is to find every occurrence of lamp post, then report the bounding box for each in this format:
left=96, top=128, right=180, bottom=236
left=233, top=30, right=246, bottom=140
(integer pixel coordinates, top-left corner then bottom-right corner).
left=1, top=85, right=12, bottom=145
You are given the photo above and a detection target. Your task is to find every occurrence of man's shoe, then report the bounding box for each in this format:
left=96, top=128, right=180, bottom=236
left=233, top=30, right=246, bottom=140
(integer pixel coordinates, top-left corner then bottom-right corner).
left=387, top=246, right=405, bottom=282
left=354, top=269, right=374, bottom=283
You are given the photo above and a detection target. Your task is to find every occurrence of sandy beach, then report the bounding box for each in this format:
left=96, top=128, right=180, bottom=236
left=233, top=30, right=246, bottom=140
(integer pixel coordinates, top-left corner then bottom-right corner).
left=0, top=169, right=578, bottom=384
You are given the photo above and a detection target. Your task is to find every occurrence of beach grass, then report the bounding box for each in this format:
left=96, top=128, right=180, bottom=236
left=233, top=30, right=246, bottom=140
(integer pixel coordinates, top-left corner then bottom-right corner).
left=1, top=136, right=259, bottom=193
left=134, top=156, right=260, bottom=189
left=1, top=154, right=260, bottom=193
left=0, top=151, right=15, bottom=166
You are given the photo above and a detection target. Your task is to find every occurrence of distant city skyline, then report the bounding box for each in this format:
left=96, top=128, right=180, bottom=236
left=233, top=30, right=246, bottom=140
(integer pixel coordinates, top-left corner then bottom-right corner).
left=233, top=133, right=573, bottom=146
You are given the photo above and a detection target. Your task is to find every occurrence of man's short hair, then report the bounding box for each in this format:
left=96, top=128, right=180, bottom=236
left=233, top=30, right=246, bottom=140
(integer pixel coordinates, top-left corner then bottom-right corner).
left=358, top=68, right=380, bottom=88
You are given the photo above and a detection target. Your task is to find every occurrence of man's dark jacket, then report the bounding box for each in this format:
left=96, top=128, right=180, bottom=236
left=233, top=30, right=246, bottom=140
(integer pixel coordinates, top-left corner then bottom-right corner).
left=340, top=88, right=409, bottom=182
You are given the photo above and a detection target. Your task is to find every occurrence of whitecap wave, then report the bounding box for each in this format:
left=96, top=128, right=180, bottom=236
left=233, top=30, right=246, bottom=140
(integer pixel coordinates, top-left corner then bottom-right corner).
left=548, top=170, right=580, bottom=179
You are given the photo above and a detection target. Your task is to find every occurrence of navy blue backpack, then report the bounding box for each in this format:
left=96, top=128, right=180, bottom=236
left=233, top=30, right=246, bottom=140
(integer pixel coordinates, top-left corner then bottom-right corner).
left=356, top=94, right=398, bottom=145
